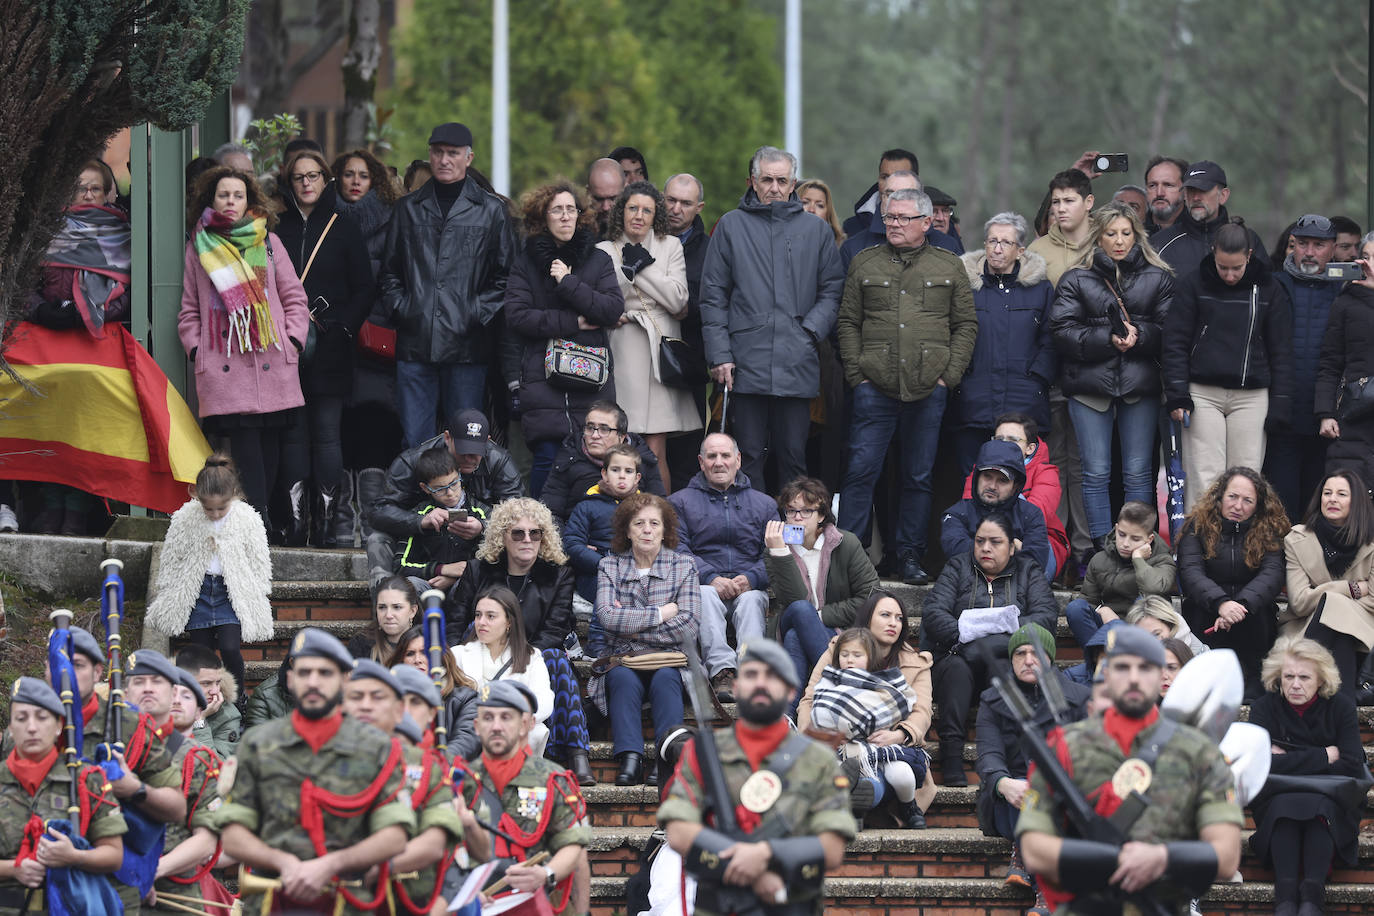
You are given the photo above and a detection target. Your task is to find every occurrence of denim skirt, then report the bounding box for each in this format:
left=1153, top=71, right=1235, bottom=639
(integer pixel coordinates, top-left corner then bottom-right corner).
left=187, top=574, right=240, bottom=629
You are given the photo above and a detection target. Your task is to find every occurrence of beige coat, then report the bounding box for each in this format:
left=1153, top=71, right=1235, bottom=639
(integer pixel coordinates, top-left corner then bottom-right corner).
left=797, top=639, right=934, bottom=747
left=1280, top=524, right=1374, bottom=651
left=598, top=233, right=701, bottom=434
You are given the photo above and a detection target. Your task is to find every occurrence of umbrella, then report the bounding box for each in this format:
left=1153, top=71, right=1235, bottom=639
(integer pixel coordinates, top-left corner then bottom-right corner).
left=1164, top=418, right=1187, bottom=542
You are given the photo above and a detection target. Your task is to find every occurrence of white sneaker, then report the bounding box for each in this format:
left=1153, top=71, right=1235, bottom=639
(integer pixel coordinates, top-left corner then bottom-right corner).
left=0, top=504, right=17, bottom=532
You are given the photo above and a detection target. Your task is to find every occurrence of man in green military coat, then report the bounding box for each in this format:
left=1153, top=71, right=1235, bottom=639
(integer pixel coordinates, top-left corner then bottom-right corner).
left=658, top=639, right=857, bottom=916
left=1018, top=626, right=1244, bottom=915
left=342, top=659, right=463, bottom=915
left=218, top=628, right=415, bottom=914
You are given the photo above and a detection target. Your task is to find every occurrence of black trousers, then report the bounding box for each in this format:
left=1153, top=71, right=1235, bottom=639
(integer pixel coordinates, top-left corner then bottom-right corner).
left=931, top=636, right=1011, bottom=747
left=730, top=394, right=810, bottom=495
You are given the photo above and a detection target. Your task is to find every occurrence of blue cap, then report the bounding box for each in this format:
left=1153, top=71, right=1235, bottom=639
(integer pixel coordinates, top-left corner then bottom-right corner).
left=350, top=659, right=404, bottom=699
left=391, top=665, right=442, bottom=708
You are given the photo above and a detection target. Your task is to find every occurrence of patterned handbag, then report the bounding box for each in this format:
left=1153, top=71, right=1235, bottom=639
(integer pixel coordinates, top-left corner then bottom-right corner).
left=543, top=338, right=610, bottom=392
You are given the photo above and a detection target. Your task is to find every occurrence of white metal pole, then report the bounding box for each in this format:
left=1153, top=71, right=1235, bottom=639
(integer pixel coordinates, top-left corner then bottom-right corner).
left=492, top=0, right=510, bottom=197
left=784, top=0, right=802, bottom=172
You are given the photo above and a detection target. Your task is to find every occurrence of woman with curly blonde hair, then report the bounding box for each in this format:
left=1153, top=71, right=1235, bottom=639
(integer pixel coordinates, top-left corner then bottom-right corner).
left=444, top=496, right=594, bottom=782
left=1175, top=466, right=1290, bottom=699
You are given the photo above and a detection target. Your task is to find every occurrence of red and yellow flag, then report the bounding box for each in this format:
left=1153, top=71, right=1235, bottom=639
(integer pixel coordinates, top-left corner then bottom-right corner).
left=0, top=322, right=210, bottom=513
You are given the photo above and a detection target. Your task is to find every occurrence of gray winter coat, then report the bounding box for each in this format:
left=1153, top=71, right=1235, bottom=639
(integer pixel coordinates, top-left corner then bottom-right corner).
left=699, top=190, right=845, bottom=398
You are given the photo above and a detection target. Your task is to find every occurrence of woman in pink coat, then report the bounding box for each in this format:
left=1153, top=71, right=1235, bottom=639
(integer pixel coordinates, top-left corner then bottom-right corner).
left=179, top=166, right=310, bottom=517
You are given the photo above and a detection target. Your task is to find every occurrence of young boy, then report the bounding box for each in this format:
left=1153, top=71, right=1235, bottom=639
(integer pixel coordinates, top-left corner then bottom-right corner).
left=563, top=444, right=642, bottom=656
left=395, top=446, right=490, bottom=590
left=1064, top=501, right=1177, bottom=666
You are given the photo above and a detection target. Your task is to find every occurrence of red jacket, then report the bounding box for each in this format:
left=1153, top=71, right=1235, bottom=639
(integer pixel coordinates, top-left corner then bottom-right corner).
left=963, top=437, right=1069, bottom=572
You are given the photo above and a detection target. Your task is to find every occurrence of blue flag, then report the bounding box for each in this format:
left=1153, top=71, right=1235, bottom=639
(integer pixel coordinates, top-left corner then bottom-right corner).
left=42, top=820, right=123, bottom=916
left=46, top=627, right=83, bottom=756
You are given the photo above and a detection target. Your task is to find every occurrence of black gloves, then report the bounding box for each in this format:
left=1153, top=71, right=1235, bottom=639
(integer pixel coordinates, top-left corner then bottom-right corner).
left=620, top=243, right=655, bottom=281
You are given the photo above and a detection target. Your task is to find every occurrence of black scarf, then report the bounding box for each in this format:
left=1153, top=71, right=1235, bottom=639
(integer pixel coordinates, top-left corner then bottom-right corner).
left=526, top=228, right=596, bottom=275
left=1312, top=515, right=1359, bottom=578
left=335, top=190, right=391, bottom=244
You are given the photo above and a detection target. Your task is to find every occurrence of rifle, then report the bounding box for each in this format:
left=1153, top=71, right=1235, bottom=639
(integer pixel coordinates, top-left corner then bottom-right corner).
left=679, top=643, right=765, bottom=916
left=420, top=589, right=448, bottom=754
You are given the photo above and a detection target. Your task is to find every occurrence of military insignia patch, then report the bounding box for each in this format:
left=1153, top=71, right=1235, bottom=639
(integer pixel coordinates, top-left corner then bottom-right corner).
left=9, top=680, right=18, bottom=699
left=480, top=684, right=491, bottom=701
left=406, top=765, right=425, bottom=785
left=293, top=632, right=307, bottom=653
left=1023, top=788, right=1040, bottom=809
left=516, top=786, right=547, bottom=819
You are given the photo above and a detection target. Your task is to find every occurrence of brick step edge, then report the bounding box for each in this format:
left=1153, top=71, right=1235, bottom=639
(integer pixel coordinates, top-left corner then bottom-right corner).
left=588, top=874, right=1374, bottom=904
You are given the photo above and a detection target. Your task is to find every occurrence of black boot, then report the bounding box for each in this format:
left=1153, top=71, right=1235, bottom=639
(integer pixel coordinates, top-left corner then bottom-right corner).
left=284, top=480, right=311, bottom=547
left=330, top=471, right=357, bottom=548
left=940, top=742, right=968, bottom=786
left=896, top=798, right=926, bottom=829
left=312, top=483, right=341, bottom=548
left=1273, top=877, right=1298, bottom=916
left=615, top=752, right=643, bottom=786
left=356, top=467, right=387, bottom=542
left=645, top=758, right=659, bottom=787
left=1297, top=880, right=1324, bottom=916
left=569, top=750, right=595, bottom=787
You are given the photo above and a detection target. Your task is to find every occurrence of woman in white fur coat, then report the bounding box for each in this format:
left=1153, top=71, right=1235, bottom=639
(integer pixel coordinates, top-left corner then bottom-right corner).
left=450, top=585, right=554, bottom=755
left=146, top=453, right=273, bottom=698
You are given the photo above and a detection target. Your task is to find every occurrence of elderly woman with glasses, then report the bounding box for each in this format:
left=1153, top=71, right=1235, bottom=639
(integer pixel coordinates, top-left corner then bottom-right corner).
left=948, top=212, right=1056, bottom=476
left=444, top=497, right=594, bottom=783
left=503, top=181, right=625, bottom=497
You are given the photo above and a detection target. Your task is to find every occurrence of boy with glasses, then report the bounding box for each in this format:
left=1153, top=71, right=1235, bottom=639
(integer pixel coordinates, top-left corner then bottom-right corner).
left=395, top=446, right=490, bottom=591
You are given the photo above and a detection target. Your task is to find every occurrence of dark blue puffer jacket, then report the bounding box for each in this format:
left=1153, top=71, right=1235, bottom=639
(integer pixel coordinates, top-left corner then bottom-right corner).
left=1275, top=257, right=1345, bottom=435
left=949, top=250, right=1056, bottom=431
left=668, top=471, right=778, bottom=588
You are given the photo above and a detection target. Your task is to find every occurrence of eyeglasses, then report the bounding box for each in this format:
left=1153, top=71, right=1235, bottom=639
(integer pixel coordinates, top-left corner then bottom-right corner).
left=422, top=479, right=462, bottom=495
left=549, top=206, right=580, bottom=217
left=76, top=184, right=104, bottom=197
left=291, top=171, right=324, bottom=184
left=584, top=423, right=620, bottom=437
left=882, top=214, right=927, bottom=226
left=984, top=239, right=1018, bottom=250
left=509, top=528, right=543, bottom=542
left=783, top=507, right=818, bottom=519
left=992, top=434, right=1026, bottom=444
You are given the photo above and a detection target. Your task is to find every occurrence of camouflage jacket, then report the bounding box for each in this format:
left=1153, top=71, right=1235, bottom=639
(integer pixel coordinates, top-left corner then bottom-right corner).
left=216, top=714, right=416, bottom=915
left=1016, top=711, right=1244, bottom=915
left=463, top=752, right=590, bottom=859
left=393, top=744, right=463, bottom=915
left=0, top=752, right=126, bottom=915
left=657, top=724, right=858, bottom=916
left=154, top=735, right=222, bottom=898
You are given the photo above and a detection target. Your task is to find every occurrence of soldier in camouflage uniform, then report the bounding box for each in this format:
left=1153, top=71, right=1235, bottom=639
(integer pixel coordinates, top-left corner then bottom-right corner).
left=0, top=677, right=126, bottom=914
left=449, top=681, right=590, bottom=913
left=341, top=659, right=464, bottom=916
left=658, top=640, right=857, bottom=916
left=217, top=629, right=415, bottom=914
left=150, top=667, right=224, bottom=908
left=1017, top=627, right=1244, bottom=915
left=69, top=632, right=185, bottom=915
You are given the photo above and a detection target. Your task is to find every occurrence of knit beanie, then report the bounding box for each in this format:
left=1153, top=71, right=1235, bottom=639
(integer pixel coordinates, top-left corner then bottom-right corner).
left=1008, top=622, right=1056, bottom=661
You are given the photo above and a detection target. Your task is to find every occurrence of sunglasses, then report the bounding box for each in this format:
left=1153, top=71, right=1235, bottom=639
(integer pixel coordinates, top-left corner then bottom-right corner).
left=509, top=528, right=543, bottom=542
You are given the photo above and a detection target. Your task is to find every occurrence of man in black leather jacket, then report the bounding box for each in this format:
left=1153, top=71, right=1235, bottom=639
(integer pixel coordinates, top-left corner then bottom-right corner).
left=366, top=409, right=524, bottom=588
left=379, top=121, right=516, bottom=448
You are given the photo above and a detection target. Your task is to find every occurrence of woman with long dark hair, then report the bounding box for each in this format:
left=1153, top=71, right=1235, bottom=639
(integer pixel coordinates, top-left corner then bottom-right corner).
left=1282, top=468, right=1374, bottom=696
left=348, top=575, right=419, bottom=663
left=1176, top=466, right=1290, bottom=699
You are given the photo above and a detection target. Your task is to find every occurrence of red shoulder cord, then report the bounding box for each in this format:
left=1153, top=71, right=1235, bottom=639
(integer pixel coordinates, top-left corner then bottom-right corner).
left=491, top=769, right=587, bottom=915
left=392, top=749, right=455, bottom=915
left=167, top=746, right=224, bottom=885
left=123, top=713, right=154, bottom=772
left=15, top=763, right=120, bottom=865
left=298, top=738, right=405, bottom=911
left=1028, top=726, right=1076, bottom=913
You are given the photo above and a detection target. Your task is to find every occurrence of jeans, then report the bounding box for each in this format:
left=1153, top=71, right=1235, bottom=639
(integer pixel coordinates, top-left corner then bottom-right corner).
left=529, top=439, right=560, bottom=498
left=1066, top=397, right=1157, bottom=539
left=776, top=600, right=840, bottom=703
left=1064, top=598, right=1103, bottom=650
left=698, top=587, right=769, bottom=676
left=396, top=360, right=487, bottom=449
left=838, top=383, right=946, bottom=558
left=606, top=666, right=684, bottom=756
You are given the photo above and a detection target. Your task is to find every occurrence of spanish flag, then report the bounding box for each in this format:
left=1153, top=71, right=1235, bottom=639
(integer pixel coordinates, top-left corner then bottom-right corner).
left=0, top=322, right=210, bottom=513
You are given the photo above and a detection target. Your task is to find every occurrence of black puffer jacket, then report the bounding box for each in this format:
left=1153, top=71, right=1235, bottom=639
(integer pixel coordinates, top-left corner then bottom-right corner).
left=976, top=672, right=1090, bottom=788
left=1051, top=246, right=1173, bottom=399
left=503, top=230, right=625, bottom=445
left=539, top=430, right=666, bottom=522
left=445, top=556, right=575, bottom=652
left=1176, top=518, right=1285, bottom=638
left=379, top=178, right=515, bottom=363
left=1162, top=255, right=1293, bottom=423
left=1315, top=282, right=1374, bottom=478
left=917, top=551, right=1059, bottom=657
left=275, top=185, right=375, bottom=396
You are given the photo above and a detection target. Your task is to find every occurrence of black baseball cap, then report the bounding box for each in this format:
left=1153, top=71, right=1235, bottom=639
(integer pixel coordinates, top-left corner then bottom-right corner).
left=447, top=409, right=489, bottom=456
left=428, top=122, right=474, bottom=148
left=1183, top=161, right=1227, bottom=191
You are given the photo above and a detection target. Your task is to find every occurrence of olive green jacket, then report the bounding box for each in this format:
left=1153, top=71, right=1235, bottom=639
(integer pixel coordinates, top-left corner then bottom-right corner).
left=837, top=241, right=977, bottom=401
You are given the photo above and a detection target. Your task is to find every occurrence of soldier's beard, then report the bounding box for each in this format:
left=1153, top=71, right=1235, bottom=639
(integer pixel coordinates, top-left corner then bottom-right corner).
left=1113, top=691, right=1156, bottom=719
left=295, top=689, right=343, bottom=720
left=738, top=691, right=787, bottom=725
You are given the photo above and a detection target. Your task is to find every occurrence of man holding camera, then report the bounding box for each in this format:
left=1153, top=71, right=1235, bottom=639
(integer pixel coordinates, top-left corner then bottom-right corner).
left=837, top=188, right=977, bottom=585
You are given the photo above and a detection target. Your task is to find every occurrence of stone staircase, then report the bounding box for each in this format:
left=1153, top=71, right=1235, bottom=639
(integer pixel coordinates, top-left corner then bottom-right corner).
left=236, top=547, right=1374, bottom=915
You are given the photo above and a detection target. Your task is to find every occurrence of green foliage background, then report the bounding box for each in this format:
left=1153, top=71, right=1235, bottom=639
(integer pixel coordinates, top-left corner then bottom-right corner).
left=387, top=0, right=1366, bottom=245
